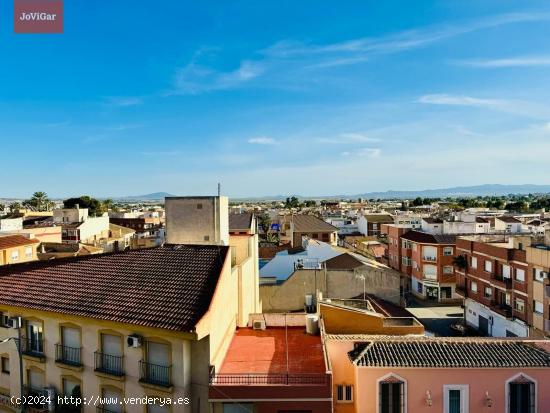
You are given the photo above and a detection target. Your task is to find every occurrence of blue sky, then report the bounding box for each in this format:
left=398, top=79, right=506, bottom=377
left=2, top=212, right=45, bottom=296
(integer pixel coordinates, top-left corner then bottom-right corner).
left=2, top=0, right=550, bottom=198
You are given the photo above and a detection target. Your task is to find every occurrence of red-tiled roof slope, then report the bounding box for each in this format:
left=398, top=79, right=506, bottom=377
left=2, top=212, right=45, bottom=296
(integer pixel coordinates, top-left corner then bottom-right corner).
left=0, top=245, right=228, bottom=331
left=0, top=235, right=40, bottom=250
left=292, top=215, right=338, bottom=232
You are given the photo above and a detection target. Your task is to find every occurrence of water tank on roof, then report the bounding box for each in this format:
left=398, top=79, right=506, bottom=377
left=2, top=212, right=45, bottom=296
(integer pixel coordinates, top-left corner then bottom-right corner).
left=306, top=314, right=319, bottom=335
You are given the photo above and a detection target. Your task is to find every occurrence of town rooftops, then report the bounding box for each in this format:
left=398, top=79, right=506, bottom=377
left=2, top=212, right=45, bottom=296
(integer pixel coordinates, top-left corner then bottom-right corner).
left=0, top=234, right=40, bottom=250
left=497, top=216, right=522, bottom=223
left=0, top=245, right=228, bottom=331
left=218, top=327, right=326, bottom=375
left=400, top=230, right=456, bottom=244
left=323, top=253, right=364, bottom=270
left=349, top=338, right=550, bottom=368
left=292, top=215, right=338, bottom=233
left=362, top=213, right=394, bottom=223
left=422, top=217, right=443, bottom=224
left=228, top=213, right=254, bottom=231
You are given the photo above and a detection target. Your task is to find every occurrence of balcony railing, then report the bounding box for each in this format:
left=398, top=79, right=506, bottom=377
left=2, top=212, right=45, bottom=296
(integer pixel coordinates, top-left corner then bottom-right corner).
left=492, top=275, right=512, bottom=288
left=423, top=256, right=437, bottom=262
left=210, top=373, right=330, bottom=385
left=23, top=386, right=49, bottom=409
left=490, top=301, right=513, bottom=319
left=139, top=360, right=172, bottom=387
left=95, top=352, right=124, bottom=377
left=55, top=344, right=81, bottom=366
left=21, top=338, right=44, bottom=358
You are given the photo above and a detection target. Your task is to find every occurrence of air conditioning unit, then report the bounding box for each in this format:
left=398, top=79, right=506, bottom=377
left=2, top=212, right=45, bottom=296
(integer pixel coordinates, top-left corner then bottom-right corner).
left=8, top=317, right=22, bottom=329
left=127, top=334, right=142, bottom=348
left=252, top=320, right=266, bottom=330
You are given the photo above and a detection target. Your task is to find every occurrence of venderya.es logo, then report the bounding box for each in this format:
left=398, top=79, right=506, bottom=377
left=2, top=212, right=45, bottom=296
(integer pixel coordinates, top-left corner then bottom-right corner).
left=14, top=0, right=63, bottom=33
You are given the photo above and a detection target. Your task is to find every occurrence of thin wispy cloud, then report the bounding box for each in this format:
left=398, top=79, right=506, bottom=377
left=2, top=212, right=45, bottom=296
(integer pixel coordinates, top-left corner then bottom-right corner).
left=418, top=93, right=550, bottom=119
left=455, top=56, right=550, bottom=68
left=106, top=124, right=143, bottom=131
left=248, top=136, right=278, bottom=145
left=106, top=96, right=144, bottom=107
left=171, top=58, right=265, bottom=95
left=169, top=12, right=550, bottom=94
left=319, top=132, right=380, bottom=144
left=341, top=147, right=381, bottom=158
left=263, top=12, right=550, bottom=67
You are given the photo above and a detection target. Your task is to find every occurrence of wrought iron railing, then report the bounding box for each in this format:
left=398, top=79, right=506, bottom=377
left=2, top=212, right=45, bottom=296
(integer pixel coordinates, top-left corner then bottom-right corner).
left=55, top=344, right=81, bottom=366
left=21, top=338, right=44, bottom=357
left=139, top=360, right=172, bottom=387
left=95, top=352, right=124, bottom=376
left=210, top=373, right=330, bottom=385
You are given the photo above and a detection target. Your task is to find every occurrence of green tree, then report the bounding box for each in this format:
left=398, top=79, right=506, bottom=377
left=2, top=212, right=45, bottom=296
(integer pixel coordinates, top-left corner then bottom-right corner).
left=257, top=212, right=271, bottom=235
left=63, top=196, right=105, bottom=217
left=285, top=196, right=300, bottom=209
left=23, top=191, right=54, bottom=212
left=9, top=202, right=21, bottom=213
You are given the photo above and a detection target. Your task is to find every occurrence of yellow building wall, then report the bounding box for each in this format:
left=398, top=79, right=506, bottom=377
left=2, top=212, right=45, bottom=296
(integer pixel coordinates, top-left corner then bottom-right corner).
left=0, top=306, right=197, bottom=413
left=0, top=244, right=38, bottom=266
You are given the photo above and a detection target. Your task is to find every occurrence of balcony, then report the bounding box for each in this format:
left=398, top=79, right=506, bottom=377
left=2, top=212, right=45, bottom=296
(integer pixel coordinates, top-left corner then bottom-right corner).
left=210, top=373, right=330, bottom=385
left=21, top=338, right=44, bottom=359
left=55, top=344, right=82, bottom=367
left=490, top=301, right=513, bottom=319
left=455, top=284, right=467, bottom=297
left=23, top=386, right=49, bottom=410
left=422, top=256, right=437, bottom=262
left=492, top=274, right=512, bottom=289
left=95, top=352, right=124, bottom=377
left=139, top=360, right=172, bottom=388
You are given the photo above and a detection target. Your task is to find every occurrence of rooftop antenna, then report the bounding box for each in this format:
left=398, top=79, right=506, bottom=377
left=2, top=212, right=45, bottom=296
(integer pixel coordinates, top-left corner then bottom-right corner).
left=217, top=182, right=221, bottom=196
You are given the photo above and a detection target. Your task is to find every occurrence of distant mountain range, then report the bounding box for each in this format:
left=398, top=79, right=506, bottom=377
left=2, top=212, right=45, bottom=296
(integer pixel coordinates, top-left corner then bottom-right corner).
left=236, top=184, right=550, bottom=201
left=118, top=192, right=176, bottom=201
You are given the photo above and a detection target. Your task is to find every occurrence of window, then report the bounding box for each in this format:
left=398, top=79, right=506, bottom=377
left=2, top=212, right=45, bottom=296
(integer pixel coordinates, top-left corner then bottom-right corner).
left=28, top=369, right=45, bottom=392
left=25, top=247, right=33, bottom=258
left=515, top=269, right=525, bottom=282
left=443, top=247, right=453, bottom=256
left=508, top=378, right=535, bottom=413
left=515, top=298, right=525, bottom=313
left=471, top=256, right=477, bottom=269
left=401, top=257, right=411, bottom=267
left=505, top=293, right=511, bottom=306
left=60, top=326, right=81, bottom=365
left=196, top=203, right=203, bottom=209
left=443, top=266, right=453, bottom=274
left=336, top=384, right=353, bottom=403
left=503, top=265, right=511, bottom=279
left=417, top=282, right=423, bottom=293
left=102, top=387, right=123, bottom=413
left=534, top=301, right=543, bottom=314
left=1, top=357, right=9, bottom=374
left=10, top=250, right=19, bottom=261
left=423, top=264, right=437, bottom=280
left=98, top=333, right=124, bottom=376
left=62, top=377, right=80, bottom=397
left=26, top=320, right=44, bottom=354
left=379, top=380, right=404, bottom=413
left=484, top=260, right=492, bottom=273
left=484, top=287, right=492, bottom=298
left=533, top=268, right=544, bottom=282
left=143, top=341, right=171, bottom=386
left=471, top=281, right=478, bottom=293
left=412, top=243, right=417, bottom=251
left=444, top=385, right=469, bottom=413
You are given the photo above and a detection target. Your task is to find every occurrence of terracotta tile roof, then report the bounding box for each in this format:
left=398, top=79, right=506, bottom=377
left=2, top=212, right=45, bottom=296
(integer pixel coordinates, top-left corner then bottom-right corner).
left=0, top=245, right=228, bottom=331
left=229, top=213, right=253, bottom=231
left=401, top=230, right=456, bottom=244
left=349, top=339, right=550, bottom=368
left=292, top=215, right=337, bottom=233
left=0, top=235, right=40, bottom=250
left=323, top=253, right=364, bottom=270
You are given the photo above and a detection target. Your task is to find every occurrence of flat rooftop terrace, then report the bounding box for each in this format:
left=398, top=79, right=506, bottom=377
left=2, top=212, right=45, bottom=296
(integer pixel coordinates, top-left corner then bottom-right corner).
left=219, top=327, right=326, bottom=375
